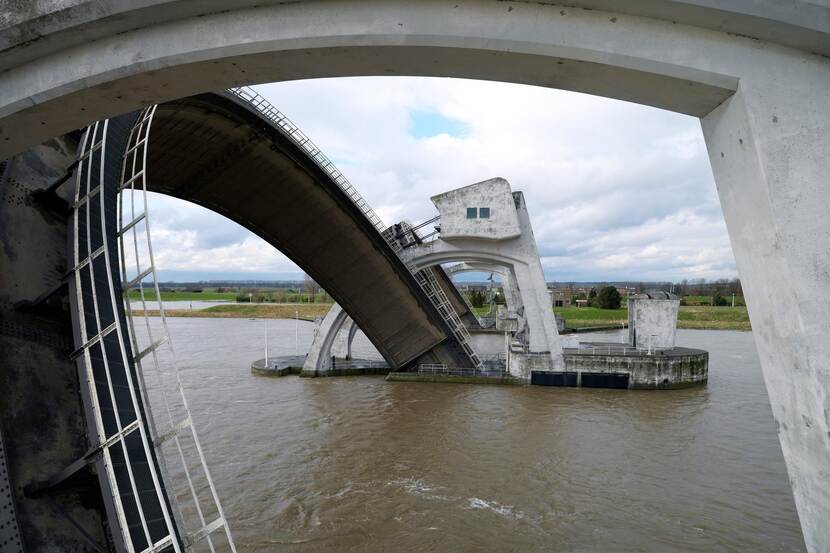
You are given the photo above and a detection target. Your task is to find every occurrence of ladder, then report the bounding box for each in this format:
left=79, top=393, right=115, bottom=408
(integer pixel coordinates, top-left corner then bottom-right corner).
left=384, top=224, right=482, bottom=369
left=118, top=106, right=236, bottom=553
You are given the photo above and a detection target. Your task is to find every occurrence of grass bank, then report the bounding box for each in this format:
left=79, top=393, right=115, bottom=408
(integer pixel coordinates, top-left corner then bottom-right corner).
left=135, top=301, right=751, bottom=330
left=553, top=305, right=750, bottom=331
left=127, top=290, right=239, bottom=301
left=133, top=303, right=332, bottom=319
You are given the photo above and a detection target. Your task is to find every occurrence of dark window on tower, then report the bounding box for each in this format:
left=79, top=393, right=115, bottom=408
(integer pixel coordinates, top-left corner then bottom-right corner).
left=466, top=207, right=478, bottom=219
left=479, top=207, right=491, bottom=219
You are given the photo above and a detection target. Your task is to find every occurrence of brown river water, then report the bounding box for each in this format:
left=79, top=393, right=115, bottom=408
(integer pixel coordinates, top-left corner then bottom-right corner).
left=143, top=317, right=805, bottom=552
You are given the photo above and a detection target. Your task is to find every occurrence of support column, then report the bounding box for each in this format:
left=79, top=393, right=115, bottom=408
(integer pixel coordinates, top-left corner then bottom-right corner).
left=301, top=304, right=349, bottom=377
left=702, top=77, right=830, bottom=551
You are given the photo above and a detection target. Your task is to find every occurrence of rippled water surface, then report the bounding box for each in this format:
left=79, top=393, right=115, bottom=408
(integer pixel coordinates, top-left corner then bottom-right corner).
left=153, top=318, right=805, bottom=552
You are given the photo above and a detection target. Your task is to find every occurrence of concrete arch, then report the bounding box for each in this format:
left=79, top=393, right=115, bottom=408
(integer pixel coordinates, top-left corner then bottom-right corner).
left=143, top=92, right=472, bottom=369
left=5, top=0, right=829, bottom=157
left=306, top=250, right=547, bottom=376
left=445, top=263, right=521, bottom=319
left=3, top=2, right=830, bottom=548
left=403, top=250, right=555, bottom=355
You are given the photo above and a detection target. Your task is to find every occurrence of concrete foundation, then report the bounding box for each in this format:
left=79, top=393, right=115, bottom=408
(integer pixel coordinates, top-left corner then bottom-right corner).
left=559, top=346, right=708, bottom=390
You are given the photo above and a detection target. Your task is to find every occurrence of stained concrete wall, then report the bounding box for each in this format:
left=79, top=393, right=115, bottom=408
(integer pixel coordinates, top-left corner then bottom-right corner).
left=467, top=330, right=505, bottom=358
left=562, top=349, right=708, bottom=389
left=431, top=178, right=521, bottom=240
left=627, top=298, right=680, bottom=350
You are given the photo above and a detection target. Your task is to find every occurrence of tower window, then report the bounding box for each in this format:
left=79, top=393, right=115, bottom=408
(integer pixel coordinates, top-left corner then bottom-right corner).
left=466, top=207, right=477, bottom=219
left=479, top=207, right=491, bottom=219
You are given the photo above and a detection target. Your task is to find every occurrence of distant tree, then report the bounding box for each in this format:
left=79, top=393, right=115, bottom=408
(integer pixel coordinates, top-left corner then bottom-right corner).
left=712, top=292, right=729, bottom=306
left=596, top=286, right=622, bottom=309
left=493, top=290, right=506, bottom=305
left=468, top=290, right=486, bottom=308
left=588, top=288, right=598, bottom=307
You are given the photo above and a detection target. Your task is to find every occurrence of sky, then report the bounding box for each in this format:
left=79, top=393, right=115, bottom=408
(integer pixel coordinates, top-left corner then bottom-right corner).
left=145, top=76, right=736, bottom=283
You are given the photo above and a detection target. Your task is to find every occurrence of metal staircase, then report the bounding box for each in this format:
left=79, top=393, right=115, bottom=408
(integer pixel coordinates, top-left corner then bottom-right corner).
left=383, top=223, right=482, bottom=369
left=229, top=86, right=481, bottom=369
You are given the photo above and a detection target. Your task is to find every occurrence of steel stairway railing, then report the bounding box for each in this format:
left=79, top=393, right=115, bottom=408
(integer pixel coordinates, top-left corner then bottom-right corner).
left=228, top=86, right=482, bottom=369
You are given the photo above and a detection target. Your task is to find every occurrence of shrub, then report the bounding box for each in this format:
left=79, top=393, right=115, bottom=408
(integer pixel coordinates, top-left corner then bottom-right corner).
left=596, top=286, right=622, bottom=309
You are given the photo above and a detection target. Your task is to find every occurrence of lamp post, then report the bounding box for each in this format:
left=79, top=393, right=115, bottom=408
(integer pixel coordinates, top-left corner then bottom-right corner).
left=264, top=317, right=268, bottom=368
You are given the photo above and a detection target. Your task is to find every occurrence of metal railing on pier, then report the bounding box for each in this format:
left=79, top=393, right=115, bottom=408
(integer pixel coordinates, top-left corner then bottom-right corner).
left=329, top=358, right=389, bottom=370
left=227, top=87, right=387, bottom=235
left=417, top=364, right=508, bottom=378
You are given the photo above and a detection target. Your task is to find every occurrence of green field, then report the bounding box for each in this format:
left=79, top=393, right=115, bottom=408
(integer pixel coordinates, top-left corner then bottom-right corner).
left=553, top=305, right=750, bottom=331
left=133, top=303, right=333, bottom=319
left=553, top=307, right=627, bottom=329
left=127, top=290, right=238, bottom=301
left=676, top=306, right=750, bottom=330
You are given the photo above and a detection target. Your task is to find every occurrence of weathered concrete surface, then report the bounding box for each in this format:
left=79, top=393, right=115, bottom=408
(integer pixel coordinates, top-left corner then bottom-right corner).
left=403, top=180, right=564, bottom=371
left=0, top=138, right=109, bottom=551
left=702, top=83, right=830, bottom=550
left=467, top=329, right=506, bottom=358
left=431, top=179, right=521, bottom=239
left=6, top=0, right=828, bottom=157
left=627, top=293, right=681, bottom=350
left=562, top=347, right=708, bottom=389
left=2, top=1, right=830, bottom=548
left=148, top=93, right=470, bottom=370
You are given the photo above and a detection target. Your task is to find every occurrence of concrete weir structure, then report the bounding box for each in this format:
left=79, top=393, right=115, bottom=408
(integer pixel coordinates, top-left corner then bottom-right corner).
left=303, top=178, right=564, bottom=377
left=1, top=1, right=830, bottom=549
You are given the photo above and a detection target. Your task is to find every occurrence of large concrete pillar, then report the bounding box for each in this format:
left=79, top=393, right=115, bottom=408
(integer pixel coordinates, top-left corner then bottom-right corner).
left=512, top=193, right=564, bottom=370
left=702, top=77, right=830, bottom=550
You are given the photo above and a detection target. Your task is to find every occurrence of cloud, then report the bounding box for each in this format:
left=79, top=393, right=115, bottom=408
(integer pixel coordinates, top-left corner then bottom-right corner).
left=141, top=76, right=735, bottom=282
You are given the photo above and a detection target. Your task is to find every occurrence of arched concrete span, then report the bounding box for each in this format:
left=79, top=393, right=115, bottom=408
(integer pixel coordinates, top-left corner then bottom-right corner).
left=143, top=92, right=472, bottom=370
left=2, top=1, right=830, bottom=548
left=445, top=262, right=521, bottom=320
left=306, top=252, right=541, bottom=376
left=302, top=264, right=474, bottom=375
left=5, top=0, right=830, bottom=157
left=403, top=248, right=557, bottom=359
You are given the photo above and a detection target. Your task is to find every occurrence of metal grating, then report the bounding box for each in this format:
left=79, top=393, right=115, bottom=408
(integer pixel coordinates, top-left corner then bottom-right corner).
left=117, top=107, right=236, bottom=553
left=71, top=114, right=181, bottom=553
left=70, top=106, right=235, bottom=553
left=0, top=429, right=23, bottom=553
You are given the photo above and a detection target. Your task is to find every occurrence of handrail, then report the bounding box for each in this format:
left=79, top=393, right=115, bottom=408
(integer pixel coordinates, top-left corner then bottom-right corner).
left=227, top=87, right=387, bottom=234
left=229, top=86, right=482, bottom=369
